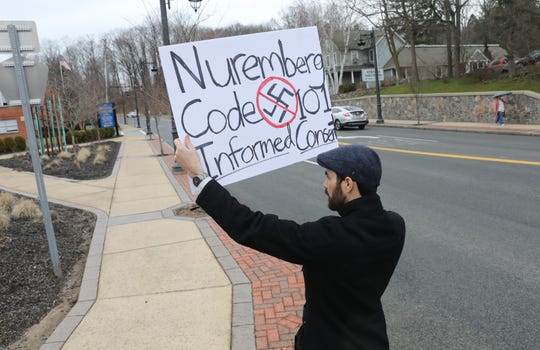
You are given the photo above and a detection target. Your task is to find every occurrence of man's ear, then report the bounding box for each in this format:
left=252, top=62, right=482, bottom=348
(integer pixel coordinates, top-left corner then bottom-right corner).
left=342, top=176, right=354, bottom=193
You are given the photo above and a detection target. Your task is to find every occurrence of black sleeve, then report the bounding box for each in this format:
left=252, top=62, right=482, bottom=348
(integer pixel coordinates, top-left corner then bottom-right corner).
left=196, top=179, right=338, bottom=265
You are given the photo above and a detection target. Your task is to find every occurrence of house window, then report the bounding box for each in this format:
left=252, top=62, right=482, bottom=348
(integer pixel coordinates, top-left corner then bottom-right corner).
left=0, top=119, right=18, bottom=134
left=351, top=51, right=359, bottom=62
left=333, top=53, right=338, bottom=65
left=369, top=49, right=374, bottom=63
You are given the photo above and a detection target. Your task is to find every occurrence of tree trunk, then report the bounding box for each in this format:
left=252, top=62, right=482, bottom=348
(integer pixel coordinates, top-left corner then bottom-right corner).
left=382, top=0, right=401, bottom=81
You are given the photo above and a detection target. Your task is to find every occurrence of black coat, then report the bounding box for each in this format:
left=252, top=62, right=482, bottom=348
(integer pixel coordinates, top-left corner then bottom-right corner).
left=197, top=180, right=405, bottom=350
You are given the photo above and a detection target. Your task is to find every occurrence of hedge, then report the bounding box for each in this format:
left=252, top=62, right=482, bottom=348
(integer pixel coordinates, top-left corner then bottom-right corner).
left=0, top=127, right=116, bottom=153
left=66, top=127, right=116, bottom=144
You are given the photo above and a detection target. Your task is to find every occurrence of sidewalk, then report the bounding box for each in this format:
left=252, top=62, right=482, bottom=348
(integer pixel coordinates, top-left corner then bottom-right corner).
left=1, top=120, right=538, bottom=350
left=371, top=119, right=540, bottom=136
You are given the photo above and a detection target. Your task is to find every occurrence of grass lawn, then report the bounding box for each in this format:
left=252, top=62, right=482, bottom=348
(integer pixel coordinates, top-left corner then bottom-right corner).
left=380, top=69, right=540, bottom=95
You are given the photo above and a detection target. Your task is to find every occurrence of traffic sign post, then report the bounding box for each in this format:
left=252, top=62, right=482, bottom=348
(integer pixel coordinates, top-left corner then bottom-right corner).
left=1, top=21, right=62, bottom=278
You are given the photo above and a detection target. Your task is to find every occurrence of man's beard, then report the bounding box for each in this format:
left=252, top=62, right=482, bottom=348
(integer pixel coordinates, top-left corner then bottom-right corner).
left=326, top=185, right=347, bottom=211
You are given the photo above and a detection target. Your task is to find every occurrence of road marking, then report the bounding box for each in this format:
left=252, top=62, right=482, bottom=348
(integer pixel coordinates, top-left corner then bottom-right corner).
left=376, top=135, right=438, bottom=143
left=338, top=142, right=540, bottom=166
left=306, top=143, right=540, bottom=166
left=338, top=136, right=380, bottom=139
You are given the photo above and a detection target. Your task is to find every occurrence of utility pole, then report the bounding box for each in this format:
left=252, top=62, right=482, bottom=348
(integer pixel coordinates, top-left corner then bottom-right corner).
left=159, top=0, right=183, bottom=173
left=160, top=0, right=202, bottom=173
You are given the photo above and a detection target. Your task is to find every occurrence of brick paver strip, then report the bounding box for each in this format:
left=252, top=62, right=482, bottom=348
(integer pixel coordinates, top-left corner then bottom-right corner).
left=210, top=221, right=304, bottom=349
left=151, top=138, right=305, bottom=349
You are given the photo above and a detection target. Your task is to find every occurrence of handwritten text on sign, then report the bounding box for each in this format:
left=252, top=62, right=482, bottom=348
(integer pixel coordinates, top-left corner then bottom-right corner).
left=159, top=27, right=338, bottom=185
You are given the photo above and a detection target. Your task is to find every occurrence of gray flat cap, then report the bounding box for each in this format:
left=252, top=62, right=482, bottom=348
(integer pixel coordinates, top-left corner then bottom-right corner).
left=316, top=144, right=381, bottom=187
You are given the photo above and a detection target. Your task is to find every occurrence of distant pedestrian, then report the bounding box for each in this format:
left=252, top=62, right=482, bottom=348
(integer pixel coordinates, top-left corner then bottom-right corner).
left=174, top=136, right=406, bottom=350
left=493, top=96, right=506, bottom=126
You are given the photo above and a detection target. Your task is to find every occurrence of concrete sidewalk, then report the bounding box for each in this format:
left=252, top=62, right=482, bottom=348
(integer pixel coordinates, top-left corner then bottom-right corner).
left=1, top=119, right=538, bottom=350
left=371, top=119, right=540, bottom=136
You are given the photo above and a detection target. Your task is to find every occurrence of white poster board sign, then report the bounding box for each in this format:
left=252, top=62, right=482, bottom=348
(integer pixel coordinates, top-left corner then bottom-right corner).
left=159, top=27, right=337, bottom=186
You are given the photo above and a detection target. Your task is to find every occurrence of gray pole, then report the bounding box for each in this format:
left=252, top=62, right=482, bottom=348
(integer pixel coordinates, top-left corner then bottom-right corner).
left=140, top=61, right=152, bottom=135
left=371, top=29, right=384, bottom=124
left=160, top=0, right=184, bottom=174
left=104, top=39, right=109, bottom=102
left=8, top=25, right=62, bottom=277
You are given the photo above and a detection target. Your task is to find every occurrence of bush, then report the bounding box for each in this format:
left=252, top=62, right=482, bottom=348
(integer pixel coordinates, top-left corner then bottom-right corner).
left=0, top=210, right=10, bottom=231
left=93, top=152, right=107, bottom=165
left=11, top=199, right=41, bottom=220
left=66, top=127, right=115, bottom=145
left=14, top=137, right=26, bottom=151
left=75, top=130, right=86, bottom=143
left=102, top=127, right=115, bottom=138
left=0, top=138, right=5, bottom=153
left=3, top=137, right=15, bottom=152
left=87, top=129, right=98, bottom=142
left=75, top=147, right=91, bottom=168
left=58, top=151, right=73, bottom=159
left=338, top=83, right=357, bottom=94
left=43, top=159, right=62, bottom=170
left=0, top=192, right=16, bottom=213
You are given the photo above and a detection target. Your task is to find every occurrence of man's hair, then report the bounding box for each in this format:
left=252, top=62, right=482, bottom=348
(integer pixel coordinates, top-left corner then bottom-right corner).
left=336, top=173, right=377, bottom=195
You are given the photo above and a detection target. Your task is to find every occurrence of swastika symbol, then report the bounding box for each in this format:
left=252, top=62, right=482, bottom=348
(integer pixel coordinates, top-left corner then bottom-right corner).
left=256, top=76, right=299, bottom=128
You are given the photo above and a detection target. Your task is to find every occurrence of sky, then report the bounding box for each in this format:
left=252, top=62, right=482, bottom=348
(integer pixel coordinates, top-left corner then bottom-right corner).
left=2, top=0, right=293, bottom=44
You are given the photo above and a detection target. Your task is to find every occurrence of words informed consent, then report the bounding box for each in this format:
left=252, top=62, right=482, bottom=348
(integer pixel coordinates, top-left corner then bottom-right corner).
left=170, top=39, right=324, bottom=93
left=196, top=119, right=337, bottom=180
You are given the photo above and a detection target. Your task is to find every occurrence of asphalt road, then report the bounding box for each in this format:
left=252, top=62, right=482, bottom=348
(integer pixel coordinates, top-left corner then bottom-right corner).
left=157, top=118, right=540, bottom=349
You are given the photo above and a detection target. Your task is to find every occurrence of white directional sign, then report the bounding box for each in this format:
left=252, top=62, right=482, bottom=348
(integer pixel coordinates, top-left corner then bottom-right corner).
left=361, top=68, right=384, bottom=82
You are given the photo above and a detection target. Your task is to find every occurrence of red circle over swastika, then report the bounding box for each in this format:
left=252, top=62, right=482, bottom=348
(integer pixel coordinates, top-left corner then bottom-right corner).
left=256, top=76, right=299, bottom=128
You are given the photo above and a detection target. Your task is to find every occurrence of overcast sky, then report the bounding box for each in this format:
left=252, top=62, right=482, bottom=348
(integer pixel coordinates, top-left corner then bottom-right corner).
left=2, top=0, right=292, bottom=44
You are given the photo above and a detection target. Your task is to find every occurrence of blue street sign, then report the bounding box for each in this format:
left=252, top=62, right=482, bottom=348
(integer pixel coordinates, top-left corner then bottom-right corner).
left=98, top=102, right=116, bottom=128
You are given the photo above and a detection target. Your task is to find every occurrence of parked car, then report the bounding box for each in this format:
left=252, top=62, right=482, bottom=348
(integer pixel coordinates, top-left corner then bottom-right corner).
left=126, top=110, right=137, bottom=118
left=515, top=50, right=540, bottom=67
left=331, top=106, right=369, bottom=130
left=484, top=57, right=508, bottom=73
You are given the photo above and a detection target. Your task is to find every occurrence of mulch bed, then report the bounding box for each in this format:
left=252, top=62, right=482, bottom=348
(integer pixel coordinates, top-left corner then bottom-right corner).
left=0, top=141, right=121, bottom=180
left=0, top=140, right=120, bottom=348
left=0, top=194, right=96, bottom=348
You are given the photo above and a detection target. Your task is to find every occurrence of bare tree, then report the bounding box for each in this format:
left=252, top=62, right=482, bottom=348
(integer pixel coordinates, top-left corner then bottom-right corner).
left=347, top=0, right=403, bottom=81
left=428, top=0, right=473, bottom=77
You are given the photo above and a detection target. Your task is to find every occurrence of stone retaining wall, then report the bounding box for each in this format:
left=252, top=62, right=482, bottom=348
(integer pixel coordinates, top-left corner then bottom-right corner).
left=333, top=91, right=540, bottom=124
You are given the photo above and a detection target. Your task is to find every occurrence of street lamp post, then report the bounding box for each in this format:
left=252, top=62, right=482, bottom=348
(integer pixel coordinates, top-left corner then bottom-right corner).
left=132, top=85, right=141, bottom=128
left=160, top=0, right=201, bottom=174
left=358, top=28, right=384, bottom=124
left=139, top=60, right=157, bottom=135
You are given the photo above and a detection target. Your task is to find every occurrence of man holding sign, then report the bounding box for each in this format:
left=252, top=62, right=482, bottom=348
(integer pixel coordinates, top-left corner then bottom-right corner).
left=174, top=136, right=405, bottom=350
left=163, top=27, right=405, bottom=349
